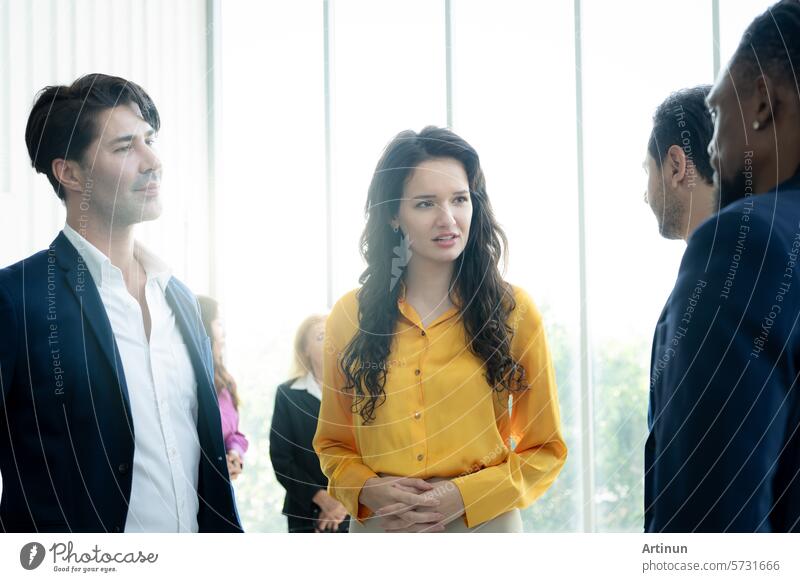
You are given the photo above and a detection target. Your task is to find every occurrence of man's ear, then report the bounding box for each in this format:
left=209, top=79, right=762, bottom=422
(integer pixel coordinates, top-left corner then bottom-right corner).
left=752, top=74, right=775, bottom=130
left=51, top=158, right=84, bottom=197
left=666, top=144, right=687, bottom=188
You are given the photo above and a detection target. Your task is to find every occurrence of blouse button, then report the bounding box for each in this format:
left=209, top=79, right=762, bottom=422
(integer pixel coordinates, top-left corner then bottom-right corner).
left=417, top=454, right=424, bottom=461
left=414, top=411, right=421, bottom=420
left=420, top=330, right=426, bottom=336
left=414, top=369, right=421, bottom=376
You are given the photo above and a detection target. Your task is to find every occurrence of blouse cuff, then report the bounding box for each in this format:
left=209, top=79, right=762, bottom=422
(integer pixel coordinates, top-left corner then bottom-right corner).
left=330, top=462, right=379, bottom=524
left=451, top=465, right=517, bottom=528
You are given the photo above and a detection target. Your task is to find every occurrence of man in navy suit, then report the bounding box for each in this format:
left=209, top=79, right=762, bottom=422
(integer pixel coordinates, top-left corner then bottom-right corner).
left=0, top=73, right=242, bottom=532
left=646, top=0, right=800, bottom=532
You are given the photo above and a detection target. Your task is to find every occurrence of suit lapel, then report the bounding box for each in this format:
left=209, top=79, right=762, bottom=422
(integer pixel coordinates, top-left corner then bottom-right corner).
left=164, top=281, right=221, bottom=441
left=53, top=233, right=133, bottom=415
left=648, top=291, right=674, bottom=429
left=297, top=389, right=321, bottom=415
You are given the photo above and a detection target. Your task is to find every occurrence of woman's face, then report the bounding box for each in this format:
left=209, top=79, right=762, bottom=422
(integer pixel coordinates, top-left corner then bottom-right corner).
left=394, top=157, right=472, bottom=266
left=305, top=320, right=326, bottom=379
left=210, top=316, right=226, bottom=359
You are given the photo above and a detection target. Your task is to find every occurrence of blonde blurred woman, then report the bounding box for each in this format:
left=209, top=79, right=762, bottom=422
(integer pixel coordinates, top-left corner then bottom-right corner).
left=269, top=315, right=350, bottom=533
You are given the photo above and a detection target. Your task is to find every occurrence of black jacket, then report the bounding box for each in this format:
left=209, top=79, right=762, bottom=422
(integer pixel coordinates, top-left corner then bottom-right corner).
left=0, top=233, right=242, bottom=533
left=269, top=378, right=347, bottom=530
left=645, top=173, right=800, bottom=532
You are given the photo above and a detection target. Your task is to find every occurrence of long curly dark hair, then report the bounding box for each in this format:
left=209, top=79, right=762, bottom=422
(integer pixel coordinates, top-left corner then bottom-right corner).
left=339, top=126, right=527, bottom=424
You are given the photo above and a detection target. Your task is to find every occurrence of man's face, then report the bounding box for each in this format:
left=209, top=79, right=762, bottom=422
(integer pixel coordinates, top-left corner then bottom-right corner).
left=707, top=66, right=755, bottom=208
left=644, top=151, right=684, bottom=240
left=77, top=103, right=162, bottom=228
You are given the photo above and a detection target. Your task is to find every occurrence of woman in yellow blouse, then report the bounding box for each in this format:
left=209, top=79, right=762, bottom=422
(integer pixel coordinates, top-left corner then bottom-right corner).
left=313, top=126, right=567, bottom=533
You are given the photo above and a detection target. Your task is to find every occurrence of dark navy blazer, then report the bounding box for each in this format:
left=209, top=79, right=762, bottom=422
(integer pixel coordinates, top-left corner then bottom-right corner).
left=0, top=232, right=243, bottom=532
left=646, top=173, right=800, bottom=532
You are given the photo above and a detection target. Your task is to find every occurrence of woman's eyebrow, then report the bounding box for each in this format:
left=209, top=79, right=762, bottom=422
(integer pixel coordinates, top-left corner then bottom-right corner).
left=412, top=190, right=469, bottom=199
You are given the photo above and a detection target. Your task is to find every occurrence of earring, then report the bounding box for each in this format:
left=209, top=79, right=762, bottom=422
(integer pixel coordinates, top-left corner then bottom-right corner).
left=752, top=120, right=761, bottom=130
left=390, top=230, right=412, bottom=291
left=392, top=224, right=399, bottom=233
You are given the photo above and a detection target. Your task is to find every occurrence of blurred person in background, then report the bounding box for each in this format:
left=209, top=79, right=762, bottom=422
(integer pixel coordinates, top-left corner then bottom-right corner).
left=198, top=296, right=249, bottom=480
left=270, top=314, right=349, bottom=533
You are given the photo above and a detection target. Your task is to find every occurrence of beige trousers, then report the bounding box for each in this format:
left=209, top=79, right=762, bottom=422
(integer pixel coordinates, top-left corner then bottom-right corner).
left=348, top=508, right=522, bottom=533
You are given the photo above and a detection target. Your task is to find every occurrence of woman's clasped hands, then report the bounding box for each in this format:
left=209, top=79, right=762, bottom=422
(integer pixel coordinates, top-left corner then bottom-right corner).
left=359, top=475, right=466, bottom=532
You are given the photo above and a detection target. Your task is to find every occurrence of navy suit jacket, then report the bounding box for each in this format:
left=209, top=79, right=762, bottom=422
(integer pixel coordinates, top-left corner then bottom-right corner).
left=0, top=233, right=243, bottom=532
left=645, top=173, right=800, bottom=532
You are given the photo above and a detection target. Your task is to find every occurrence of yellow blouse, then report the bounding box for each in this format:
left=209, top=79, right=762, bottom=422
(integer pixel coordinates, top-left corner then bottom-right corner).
left=312, top=284, right=567, bottom=528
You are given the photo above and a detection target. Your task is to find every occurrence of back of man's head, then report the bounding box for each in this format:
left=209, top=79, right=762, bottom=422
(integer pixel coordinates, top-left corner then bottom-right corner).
left=648, top=85, right=714, bottom=184
left=732, top=0, right=800, bottom=91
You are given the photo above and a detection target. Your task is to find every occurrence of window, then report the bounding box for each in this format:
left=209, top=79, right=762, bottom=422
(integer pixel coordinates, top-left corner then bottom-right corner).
left=451, top=0, right=581, bottom=532
left=581, top=0, right=712, bottom=532
left=217, top=0, right=777, bottom=532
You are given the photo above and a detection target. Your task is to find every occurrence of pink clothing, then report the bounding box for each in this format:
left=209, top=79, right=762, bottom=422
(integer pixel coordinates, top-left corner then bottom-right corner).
left=217, top=388, right=249, bottom=458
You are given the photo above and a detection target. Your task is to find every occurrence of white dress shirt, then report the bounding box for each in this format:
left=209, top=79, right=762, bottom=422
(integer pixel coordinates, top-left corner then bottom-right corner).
left=290, top=372, right=322, bottom=400
left=62, top=224, right=200, bottom=533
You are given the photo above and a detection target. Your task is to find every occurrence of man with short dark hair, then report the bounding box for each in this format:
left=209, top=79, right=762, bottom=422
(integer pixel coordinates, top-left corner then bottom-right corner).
left=644, top=85, right=716, bottom=241
left=645, top=0, right=800, bottom=532
left=0, top=73, right=242, bottom=533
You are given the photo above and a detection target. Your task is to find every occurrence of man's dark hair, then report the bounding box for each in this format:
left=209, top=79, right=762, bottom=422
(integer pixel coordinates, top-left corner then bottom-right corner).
left=25, top=73, right=160, bottom=200
left=732, top=0, right=800, bottom=87
left=648, top=85, right=714, bottom=185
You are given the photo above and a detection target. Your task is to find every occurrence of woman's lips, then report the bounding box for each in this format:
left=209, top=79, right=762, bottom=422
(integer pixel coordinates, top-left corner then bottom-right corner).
left=432, top=233, right=459, bottom=248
